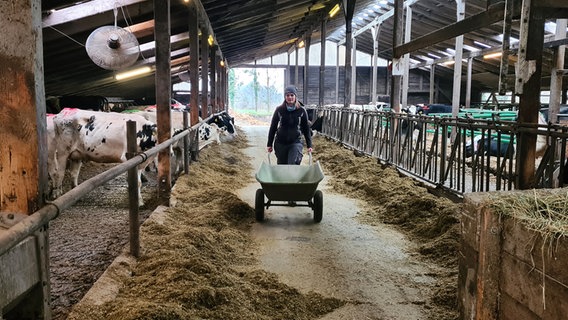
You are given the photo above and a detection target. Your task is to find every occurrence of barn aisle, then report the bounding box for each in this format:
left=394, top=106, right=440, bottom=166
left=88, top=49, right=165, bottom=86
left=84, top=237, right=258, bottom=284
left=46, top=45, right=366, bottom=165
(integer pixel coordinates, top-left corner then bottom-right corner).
left=52, top=114, right=458, bottom=320
left=237, top=124, right=439, bottom=319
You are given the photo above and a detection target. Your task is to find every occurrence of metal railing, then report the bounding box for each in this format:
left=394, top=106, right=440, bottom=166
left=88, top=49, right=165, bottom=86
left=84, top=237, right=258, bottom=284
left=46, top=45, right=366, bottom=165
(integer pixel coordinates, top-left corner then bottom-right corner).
left=0, top=111, right=213, bottom=257
left=311, top=105, right=568, bottom=197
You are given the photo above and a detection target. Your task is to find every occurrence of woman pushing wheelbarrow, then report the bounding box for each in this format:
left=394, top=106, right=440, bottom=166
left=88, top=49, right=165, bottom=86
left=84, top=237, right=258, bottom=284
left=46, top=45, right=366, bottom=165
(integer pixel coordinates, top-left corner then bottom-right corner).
left=256, top=85, right=324, bottom=223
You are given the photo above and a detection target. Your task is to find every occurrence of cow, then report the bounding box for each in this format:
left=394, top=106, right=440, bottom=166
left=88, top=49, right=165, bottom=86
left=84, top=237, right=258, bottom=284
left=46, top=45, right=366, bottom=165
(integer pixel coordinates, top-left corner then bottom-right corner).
left=466, top=135, right=515, bottom=159
left=132, top=110, right=236, bottom=174
left=399, top=105, right=423, bottom=142
left=465, top=112, right=548, bottom=159
left=206, top=111, right=236, bottom=141
left=307, top=108, right=324, bottom=137
left=48, top=108, right=157, bottom=206
left=135, top=109, right=236, bottom=143
left=539, top=104, right=568, bottom=123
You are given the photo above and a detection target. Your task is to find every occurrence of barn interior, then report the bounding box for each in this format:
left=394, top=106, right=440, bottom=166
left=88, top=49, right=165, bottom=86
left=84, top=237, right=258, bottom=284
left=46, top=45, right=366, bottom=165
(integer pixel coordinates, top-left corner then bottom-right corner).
left=3, top=1, right=568, bottom=319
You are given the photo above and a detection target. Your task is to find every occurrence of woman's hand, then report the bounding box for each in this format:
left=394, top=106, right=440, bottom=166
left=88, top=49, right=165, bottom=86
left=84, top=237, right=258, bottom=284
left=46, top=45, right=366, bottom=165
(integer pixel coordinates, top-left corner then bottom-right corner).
left=308, top=147, right=313, bottom=153
left=267, top=146, right=273, bottom=153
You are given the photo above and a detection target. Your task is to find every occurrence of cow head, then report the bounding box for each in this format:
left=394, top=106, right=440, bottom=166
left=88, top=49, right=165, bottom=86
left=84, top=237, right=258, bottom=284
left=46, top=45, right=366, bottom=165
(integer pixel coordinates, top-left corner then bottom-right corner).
left=207, top=112, right=236, bottom=135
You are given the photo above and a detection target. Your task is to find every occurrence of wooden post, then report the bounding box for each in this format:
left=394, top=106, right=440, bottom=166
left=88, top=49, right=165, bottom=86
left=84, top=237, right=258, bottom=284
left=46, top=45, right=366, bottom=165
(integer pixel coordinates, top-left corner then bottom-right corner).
left=319, top=18, right=327, bottom=107
left=343, top=0, right=354, bottom=107
left=295, top=46, right=299, bottom=86
left=210, top=44, right=217, bottom=113
left=460, top=193, right=503, bottom=320
left=183, top=112, right=190, bottom=174
left=391, top=0, right=403, bottom=114
left=371, top=25, right=379, bottom=106
left=498, top=0, right=513, bottom=95
left=335, top=44, right=340, bottom=104
left=154, top=0, right=172, bottom=204
left=429, top=64, right=435, bottom=104
left=201, top=29, right=210, bottom=118
left=548, top=19, right=567, bottom=124
left=515, top=0, right=545, bottom=189
left=188, top=1, right=200, bottom=126
left=126, top=121, right=140, bottom=258
left=303, top=33, right=311, bottom=105
left=351, top=37, right=357, bottom=105
left=466, top=58, right=473, bottom=109
left=401, top=5, right=412, bottom=109
left=0, top=0, right=51, bottom=318
left=0, top=0, right=45, bottom=215
left=452, top=0, right=465, bottom=120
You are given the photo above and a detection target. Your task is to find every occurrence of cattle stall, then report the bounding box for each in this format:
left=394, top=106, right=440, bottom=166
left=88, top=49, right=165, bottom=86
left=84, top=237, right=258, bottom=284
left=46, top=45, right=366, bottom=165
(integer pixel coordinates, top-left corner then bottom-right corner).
left=309, top=105, right=568, bottom=196
left=0, top=112, right=200, bottom=318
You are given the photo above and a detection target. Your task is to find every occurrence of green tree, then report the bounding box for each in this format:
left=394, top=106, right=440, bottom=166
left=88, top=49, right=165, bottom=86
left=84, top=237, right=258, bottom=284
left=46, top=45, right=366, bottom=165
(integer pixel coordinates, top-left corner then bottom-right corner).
left=228, top=69, right=236, bottom=108
left=243, top=68, right=260, bottom=111
left=266, top=68, right=271, bottom=111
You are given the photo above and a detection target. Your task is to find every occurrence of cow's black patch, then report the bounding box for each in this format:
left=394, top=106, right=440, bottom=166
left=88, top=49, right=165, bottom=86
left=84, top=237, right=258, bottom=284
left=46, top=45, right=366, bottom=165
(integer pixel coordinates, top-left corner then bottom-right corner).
left=138, top=124, right=157, bottom=151
left=200, top=126, right=211, bottom=139
left=85, top=116, right=96, bottom=131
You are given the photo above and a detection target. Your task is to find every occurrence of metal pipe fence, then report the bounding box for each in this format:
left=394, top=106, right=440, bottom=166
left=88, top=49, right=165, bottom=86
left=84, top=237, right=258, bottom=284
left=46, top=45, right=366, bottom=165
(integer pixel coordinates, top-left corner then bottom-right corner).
left=311, top=105, right=568, bottom=197
left=0, top=111, right=212, bottom=256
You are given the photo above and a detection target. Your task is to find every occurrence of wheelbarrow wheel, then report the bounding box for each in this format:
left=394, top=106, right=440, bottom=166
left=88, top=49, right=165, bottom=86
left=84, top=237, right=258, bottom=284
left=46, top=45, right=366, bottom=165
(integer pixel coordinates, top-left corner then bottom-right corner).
left=313, top=190, right=323, bottom=223
left=255, top=189, right=265, bottom=222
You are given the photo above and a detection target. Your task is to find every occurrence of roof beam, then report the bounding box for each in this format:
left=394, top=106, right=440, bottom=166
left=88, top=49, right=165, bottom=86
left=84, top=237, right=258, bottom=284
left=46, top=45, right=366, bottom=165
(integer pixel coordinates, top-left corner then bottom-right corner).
left=42, top=0, right=148, bottom=27
left=338, top=0, right=420, bottom=45
left=394, top=2, right=505, bottom=57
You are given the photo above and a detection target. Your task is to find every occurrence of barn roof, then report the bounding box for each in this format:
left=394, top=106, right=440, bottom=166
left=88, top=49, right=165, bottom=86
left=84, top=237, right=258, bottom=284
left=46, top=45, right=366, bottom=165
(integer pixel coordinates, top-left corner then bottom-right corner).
left=41, top=0, right=568, bottom=99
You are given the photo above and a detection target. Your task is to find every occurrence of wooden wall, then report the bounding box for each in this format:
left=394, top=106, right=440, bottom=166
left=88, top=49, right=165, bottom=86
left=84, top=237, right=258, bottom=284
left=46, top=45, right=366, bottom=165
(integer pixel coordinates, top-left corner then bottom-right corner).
left=460, top=190, right=568, bottom=320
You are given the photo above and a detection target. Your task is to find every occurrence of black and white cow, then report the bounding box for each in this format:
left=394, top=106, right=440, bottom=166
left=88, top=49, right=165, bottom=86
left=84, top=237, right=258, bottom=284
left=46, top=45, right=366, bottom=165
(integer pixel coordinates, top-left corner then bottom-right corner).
left=307, top=108, right=324, bottom=137
left=206, top=111, right=237, bottom=141
left=48, top=108, right=157, bottom=205
left=399, top=105, right=423, bottom=142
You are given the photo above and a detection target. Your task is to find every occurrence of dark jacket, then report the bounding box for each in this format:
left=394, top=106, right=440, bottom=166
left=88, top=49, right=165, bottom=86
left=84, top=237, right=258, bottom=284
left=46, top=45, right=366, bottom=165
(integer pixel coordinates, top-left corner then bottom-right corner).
left=267, top=102, right=312, bottom=148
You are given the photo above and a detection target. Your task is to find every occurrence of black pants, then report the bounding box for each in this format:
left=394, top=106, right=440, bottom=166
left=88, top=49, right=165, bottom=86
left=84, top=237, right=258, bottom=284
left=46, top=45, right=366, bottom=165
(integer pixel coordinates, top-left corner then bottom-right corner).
left=274, top=141, right=303, bottom=165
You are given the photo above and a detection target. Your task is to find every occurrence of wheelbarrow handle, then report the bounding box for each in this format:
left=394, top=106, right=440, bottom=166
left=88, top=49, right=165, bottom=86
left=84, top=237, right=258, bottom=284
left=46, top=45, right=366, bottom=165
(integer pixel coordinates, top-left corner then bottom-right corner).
left=266, top=151, right=312, bottom=165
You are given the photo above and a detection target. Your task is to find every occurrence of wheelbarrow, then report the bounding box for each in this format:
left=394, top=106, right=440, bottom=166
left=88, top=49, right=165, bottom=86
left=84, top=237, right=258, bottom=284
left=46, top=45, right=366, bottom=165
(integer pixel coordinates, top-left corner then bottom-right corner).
left=255, top=153, right=325, bottom=223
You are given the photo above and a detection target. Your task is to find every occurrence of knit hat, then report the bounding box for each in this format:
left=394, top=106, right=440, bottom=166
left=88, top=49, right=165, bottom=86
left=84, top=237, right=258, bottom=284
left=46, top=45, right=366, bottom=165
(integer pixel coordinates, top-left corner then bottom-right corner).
left=284, top=85, right=297, bottom=96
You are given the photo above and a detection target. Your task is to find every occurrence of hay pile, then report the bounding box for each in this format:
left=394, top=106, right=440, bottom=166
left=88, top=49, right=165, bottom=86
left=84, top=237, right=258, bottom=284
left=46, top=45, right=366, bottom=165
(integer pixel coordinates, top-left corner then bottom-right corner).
left=311, top=137, right=462, bottom=320
left=490, top=190, right=568, bottom=238
left=68, top=132, right=345, bottom=320
left=312, top=138, right=461, bottom=266
left=68, top=120, right=463, bottom=320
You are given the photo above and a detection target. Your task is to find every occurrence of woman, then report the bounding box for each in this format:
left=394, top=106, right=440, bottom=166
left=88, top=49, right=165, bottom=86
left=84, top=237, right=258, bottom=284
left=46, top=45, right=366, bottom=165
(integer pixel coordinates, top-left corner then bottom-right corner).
left=266, top=85, right=313, bottom=165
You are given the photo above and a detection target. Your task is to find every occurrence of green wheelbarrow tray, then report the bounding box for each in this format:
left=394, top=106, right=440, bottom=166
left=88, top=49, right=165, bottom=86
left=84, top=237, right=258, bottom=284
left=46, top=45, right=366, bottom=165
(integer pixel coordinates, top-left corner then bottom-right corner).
left=255, top=159, right=325, bottom=202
